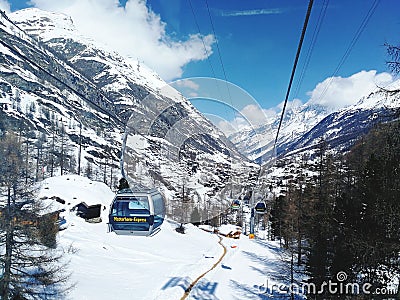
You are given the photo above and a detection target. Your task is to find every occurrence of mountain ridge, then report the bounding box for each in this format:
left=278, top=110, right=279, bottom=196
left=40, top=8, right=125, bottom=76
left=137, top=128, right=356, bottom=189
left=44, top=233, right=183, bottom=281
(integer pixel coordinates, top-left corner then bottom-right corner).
left=0, top=8, right=258, bottom=216
left=229, top=80, right=400, bottom=164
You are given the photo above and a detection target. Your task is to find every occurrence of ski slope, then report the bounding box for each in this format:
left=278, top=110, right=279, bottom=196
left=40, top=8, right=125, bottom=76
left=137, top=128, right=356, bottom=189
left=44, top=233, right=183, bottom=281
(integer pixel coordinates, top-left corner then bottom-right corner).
left=38, top=175, right=293, bottom=300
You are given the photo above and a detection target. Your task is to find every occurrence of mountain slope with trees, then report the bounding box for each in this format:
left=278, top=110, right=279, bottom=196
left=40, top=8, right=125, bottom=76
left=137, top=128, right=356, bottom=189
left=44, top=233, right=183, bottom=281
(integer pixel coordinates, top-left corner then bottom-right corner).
left=270, top=116, right=400, bottom=298
left=0, top=8, right=258, bottom=223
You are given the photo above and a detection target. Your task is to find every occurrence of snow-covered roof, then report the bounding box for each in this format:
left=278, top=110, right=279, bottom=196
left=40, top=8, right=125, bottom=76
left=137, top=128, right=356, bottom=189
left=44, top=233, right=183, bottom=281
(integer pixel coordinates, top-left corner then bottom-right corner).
left=0, top=98, right=11, bottom=104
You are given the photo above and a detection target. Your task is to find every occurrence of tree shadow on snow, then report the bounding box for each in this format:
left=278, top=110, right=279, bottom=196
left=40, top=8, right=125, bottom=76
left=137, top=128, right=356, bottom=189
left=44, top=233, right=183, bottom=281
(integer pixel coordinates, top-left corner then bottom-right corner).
left=190, top=278, right=220, bottom=300
left=161, top=277, right=219, bottom=300
left=241, top=250, right=288, bottom=282
left=252, top=239, right=284, bottom=255
left=243, top=239, right=298, bottom=284
left=161, top=276, right=191, bottom=291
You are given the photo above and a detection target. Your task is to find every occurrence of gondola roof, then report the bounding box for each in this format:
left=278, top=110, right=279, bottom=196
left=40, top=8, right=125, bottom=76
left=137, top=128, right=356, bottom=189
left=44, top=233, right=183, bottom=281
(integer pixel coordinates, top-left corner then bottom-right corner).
left=117, top=185, right=157, bottom=195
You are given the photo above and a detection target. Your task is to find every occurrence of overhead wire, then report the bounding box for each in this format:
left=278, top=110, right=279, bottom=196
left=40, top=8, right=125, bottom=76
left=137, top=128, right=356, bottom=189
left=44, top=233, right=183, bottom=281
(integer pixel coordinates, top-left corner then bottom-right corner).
left=204, top=0, right=237, bottom=125
left=293, top=0, right=329, bottom=99
left=187, top=0, right=231, bottom=123
left=188, top=0, right=217, bottom=79
left=273, top=0, right=314, bottom=149
left=274, top=0, right=380, bottom=162
left=313, top=0, right=380, bottom=104
left=187, top=1, right=260, bottom=197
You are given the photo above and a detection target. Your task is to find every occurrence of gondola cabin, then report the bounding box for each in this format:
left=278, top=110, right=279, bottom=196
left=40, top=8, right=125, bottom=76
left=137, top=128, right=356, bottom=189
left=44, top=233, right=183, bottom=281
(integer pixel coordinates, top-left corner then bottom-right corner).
left=254, top=201, right=267, bottom=214
left=108, top=187, right=165, bottom=236
left=231, top=199, right=241, bottom=210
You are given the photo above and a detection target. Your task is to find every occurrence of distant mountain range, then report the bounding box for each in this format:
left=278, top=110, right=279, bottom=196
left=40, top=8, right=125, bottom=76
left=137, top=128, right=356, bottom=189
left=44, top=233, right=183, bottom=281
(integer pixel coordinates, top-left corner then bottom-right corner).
left=229, top=81, right=400, bottom=164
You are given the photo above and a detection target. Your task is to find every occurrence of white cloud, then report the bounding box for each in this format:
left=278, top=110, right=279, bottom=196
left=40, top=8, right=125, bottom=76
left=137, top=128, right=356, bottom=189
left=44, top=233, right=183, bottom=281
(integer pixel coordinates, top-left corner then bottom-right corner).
left=210, top=104, right=277, bottom=136
left=175, top=79, right=200, bottom=91
left=307, top=70, right=393, bottom=110
left=240, top=104, right=276, bottom=127
left=0, top=0, right=11, bottom=13
left=221, top=8, right=282, bottom=17
left=277, top=98, right=303, bottom=111
left=28, top=0, right=214, bottom=81
left=206, top=71, right=394, bottom=135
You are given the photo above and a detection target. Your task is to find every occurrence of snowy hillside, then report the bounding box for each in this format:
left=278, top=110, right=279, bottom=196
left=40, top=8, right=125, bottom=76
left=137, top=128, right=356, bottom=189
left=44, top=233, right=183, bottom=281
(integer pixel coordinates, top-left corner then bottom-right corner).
left=39, top=175, right=296, bottom=300
left=229, top=102, right=330, bottom=163
left=284, top=81, right=400, bottom=156
left=231, top=81, right=400, bottom=164
left=8, top=8, right=241, bottom=153
left=0, top=8, right=258, bottom=220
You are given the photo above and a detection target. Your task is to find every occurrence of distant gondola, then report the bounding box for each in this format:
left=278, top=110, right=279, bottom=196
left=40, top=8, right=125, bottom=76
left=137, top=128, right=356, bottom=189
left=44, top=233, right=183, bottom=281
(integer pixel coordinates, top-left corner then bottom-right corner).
left=231, top=199, right=241, bottom=210
left=254, top=201, right=267, bottom=214
left=108, top=186, right=165, bottom=236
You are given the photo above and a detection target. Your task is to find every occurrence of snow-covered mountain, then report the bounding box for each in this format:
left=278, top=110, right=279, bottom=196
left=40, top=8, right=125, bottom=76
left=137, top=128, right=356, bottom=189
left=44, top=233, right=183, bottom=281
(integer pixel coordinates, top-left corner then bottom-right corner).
left=229, top=101, right=330, bottom=164
left=230, top=82, right=400, bottom=164
left=283, top=82, right=400, bottom=157
left=0, top=8, right=258, bottom=217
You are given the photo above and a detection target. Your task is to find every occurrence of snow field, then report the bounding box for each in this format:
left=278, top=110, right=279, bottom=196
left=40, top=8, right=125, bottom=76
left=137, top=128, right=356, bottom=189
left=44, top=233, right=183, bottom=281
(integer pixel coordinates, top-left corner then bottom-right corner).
left=38, top=175, right=288, bottom=300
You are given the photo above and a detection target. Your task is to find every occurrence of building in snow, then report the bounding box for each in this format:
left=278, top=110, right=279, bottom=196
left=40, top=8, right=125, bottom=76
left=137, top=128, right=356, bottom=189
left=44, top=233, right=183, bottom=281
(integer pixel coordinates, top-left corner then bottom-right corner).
left=0, top=97, right=11, bottom=111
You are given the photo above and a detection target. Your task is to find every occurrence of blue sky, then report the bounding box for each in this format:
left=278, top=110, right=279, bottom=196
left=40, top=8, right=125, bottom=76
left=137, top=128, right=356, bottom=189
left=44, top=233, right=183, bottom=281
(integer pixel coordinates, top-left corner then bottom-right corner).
left=148, top=0, right=399, bottom=105
left=2, top=0, right=399, bottom=132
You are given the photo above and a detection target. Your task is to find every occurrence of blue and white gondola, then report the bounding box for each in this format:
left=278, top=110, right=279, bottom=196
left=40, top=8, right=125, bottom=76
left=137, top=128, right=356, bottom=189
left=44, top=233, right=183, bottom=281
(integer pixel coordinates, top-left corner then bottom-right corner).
left=108, top=187, right=165, bottom=236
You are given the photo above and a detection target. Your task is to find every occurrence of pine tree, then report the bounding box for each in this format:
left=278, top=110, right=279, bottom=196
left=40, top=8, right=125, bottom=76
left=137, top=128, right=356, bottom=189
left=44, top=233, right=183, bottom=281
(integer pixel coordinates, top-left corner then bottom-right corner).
left=344, top=120, right=400, bottom=289
left=304, top=139, right=337, bottom=295
left=304, top=120, right=400, bottom=294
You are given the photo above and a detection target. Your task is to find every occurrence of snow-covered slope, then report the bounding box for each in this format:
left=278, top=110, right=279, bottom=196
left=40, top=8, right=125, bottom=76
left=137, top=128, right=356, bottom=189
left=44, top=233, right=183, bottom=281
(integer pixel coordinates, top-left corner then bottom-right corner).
left=0, top=8, right=258, bottom=216
left=229, top=102, right=330, bottom=163
left=38, top=175, right=298, bottom=300
left=231, top=81, right=400, bottom=164
left=0, top=9, right=123, bottom=167
left=9, top=8, right=239, bottom=151
left=285, top=81, right=400, bottom=156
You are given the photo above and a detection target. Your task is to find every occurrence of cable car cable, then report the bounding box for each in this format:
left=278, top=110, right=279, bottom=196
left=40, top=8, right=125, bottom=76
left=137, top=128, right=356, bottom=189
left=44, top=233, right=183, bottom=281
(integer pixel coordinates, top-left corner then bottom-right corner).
left=293, top=0, right=329, bottom=99
left=204, top=0, right=236, bottom=124
left=255, top=0, right=314, bottom=185
left=314, top=0, right=380, bottom=105
left=188, top=0, right=217, bottom=79
left=191, top=0, right=242, bottom=199
left=273, top=0, right=314, bottom=152
left=187, top=0, right=231, bottom=128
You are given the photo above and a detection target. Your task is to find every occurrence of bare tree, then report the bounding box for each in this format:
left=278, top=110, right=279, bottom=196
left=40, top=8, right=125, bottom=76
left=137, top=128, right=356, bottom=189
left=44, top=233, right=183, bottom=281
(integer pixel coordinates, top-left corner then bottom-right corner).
left=0, top=132, right=72, bottom=299
left=385, top=43, right=400, bottom=75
